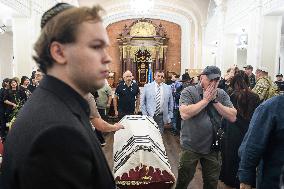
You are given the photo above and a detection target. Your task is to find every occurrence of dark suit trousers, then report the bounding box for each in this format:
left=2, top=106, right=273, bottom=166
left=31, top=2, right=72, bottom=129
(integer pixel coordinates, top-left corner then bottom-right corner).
left=153, top=114, right=164, bottom=134
left=96, top=109, right=107, bottom=144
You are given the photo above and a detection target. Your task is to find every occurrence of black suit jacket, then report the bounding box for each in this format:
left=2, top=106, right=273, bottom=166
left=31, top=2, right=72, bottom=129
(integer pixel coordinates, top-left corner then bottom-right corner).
left=0, top=75, right=116, bottom=189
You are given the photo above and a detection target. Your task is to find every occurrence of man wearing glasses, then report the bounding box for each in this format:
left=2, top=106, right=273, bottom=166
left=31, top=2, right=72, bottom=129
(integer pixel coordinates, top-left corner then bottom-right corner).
left=176, top=66, right=237, bottom=189
left=141, top=70, right=173, bottom=133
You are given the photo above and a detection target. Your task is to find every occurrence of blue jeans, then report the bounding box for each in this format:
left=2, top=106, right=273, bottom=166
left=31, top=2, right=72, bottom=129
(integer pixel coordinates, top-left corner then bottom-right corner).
left=171, top=109, right=181, bottom=131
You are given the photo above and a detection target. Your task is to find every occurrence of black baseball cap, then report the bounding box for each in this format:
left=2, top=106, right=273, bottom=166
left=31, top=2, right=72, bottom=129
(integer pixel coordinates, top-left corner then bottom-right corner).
left=276, top=74, right=283, bottom=77
left=181, top=73, right=191, bottom=81
left=201, top=66, right=221, bottom=80
left=3, top=78, right=10, bottom=83
left=244, top=65, right=253, bottom=70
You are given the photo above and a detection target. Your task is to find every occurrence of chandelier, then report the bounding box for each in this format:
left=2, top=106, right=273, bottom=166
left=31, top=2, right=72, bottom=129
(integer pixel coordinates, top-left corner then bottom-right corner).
left=130, top=0, right=154, bottom=15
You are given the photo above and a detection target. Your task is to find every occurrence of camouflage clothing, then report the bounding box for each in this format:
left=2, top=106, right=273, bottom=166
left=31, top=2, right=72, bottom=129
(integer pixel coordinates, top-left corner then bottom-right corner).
left=252, top=76, right=278, bottom=101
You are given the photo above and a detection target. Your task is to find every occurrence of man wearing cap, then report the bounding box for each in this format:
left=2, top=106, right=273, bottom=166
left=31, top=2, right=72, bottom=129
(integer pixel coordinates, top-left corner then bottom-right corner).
left=244, top=65, right=256, bottom=89
left=176, top=66, right=237, bottom=189
left=275, top=74, right=284, bottom=95
left=1, top=3, right=117, bottom=189
left=252, top=67, right=279, bottom=102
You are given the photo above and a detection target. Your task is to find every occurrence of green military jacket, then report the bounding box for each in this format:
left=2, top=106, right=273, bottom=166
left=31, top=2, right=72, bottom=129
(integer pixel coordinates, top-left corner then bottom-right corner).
left=252, top=76, right=278, bottom=101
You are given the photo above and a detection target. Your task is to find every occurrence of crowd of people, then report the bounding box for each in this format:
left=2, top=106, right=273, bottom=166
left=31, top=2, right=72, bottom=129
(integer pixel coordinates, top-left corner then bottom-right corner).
left=0, top=69, right=43, bottom=141
left=0, top=2, right=283, bottom=189
left=96, top=64, right=283, bottom=189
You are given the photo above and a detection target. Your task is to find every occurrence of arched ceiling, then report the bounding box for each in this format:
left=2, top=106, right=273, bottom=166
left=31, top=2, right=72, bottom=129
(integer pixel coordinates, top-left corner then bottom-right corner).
left=78, top=0, right=210, bottom=25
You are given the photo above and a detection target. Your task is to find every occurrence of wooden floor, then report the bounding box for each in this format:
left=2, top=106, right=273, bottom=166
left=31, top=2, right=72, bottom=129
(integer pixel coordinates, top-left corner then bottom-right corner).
left=102, top=129, right=230, bottom=189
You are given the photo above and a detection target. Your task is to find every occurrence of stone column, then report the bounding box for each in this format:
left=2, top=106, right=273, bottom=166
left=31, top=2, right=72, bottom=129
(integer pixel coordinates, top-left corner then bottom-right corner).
left=0, top=32, right=13, bottom=79
left=247, top=0, right=263, bottom=70
left=12, top=18, right=34, bottom=77
left=222, top=34, right=238, bottom=73
left=214, top=0, right=226, bottom=70
left=260, top=16, right=282, bottom=77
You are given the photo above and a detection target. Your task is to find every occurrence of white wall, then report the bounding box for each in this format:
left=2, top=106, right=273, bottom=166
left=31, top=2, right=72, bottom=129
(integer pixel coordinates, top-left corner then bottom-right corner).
left=261, top=16, right=282, bottom=77
left=0, top=0, right=58, bottom=78
left=12, top=18, right=35, bottom=77
left=0, top=32, right=13, bottom=80
left=280, top=35, right=284, bottom=74
left=237, top=49, right=247, bottom=68
left=204, top=0, right=284, bottom=77
left=222, top=34, right=237, bottom=74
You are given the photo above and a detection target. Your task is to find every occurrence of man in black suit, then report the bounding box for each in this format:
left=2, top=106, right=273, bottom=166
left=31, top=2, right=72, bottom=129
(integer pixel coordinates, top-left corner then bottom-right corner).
left=1, top=3, right=118, bottom=189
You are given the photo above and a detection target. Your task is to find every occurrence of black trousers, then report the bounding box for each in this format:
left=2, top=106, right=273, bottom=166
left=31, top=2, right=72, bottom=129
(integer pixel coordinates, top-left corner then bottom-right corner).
left=0, top=112, right=7, bottom=139
left=118, top=112, right=134, bottom=121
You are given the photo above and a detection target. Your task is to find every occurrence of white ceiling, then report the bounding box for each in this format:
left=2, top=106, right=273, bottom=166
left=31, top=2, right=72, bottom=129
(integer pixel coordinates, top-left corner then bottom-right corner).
left=0, top=1, right=20, bottom=32
left=78, top=0, right=211, bottom=24
left=0, top=1, right=20, bottom=21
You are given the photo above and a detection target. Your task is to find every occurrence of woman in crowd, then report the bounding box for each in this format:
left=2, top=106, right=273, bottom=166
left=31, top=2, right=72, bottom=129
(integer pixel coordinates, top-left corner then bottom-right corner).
left=3, top=79, right=27, bottom=123
left=20, top=76, right=32, bottom=98
left=0, top=78, right=10, bottom=141
left=220, top=70, right=260, bottom=188
left=219, top=66, right=239, bottom=95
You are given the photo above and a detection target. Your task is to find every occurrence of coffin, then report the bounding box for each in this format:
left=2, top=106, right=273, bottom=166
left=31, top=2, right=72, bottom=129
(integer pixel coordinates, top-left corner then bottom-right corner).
left=113, top=115, right=175, bottom=189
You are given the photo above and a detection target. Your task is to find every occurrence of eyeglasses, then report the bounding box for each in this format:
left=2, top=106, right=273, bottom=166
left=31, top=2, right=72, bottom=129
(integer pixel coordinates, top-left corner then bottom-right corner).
left=157, top=75, right=164, bottom=78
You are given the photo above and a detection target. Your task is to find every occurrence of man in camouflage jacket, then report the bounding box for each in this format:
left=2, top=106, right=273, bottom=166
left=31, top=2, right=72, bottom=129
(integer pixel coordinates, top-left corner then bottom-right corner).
left=253, top=67, right=279, bottom=102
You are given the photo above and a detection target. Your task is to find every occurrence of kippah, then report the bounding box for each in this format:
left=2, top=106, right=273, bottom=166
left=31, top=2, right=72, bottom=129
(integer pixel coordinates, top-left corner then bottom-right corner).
left=41, top=3, right=74, bottom=29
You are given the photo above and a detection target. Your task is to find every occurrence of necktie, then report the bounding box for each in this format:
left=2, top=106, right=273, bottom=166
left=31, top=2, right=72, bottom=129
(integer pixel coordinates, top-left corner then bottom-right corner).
left=155, top=85, right=161, bottom=115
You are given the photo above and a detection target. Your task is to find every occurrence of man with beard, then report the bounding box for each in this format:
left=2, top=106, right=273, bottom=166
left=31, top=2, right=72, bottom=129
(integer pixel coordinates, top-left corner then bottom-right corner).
left=0, top=3, right=116, bottom=189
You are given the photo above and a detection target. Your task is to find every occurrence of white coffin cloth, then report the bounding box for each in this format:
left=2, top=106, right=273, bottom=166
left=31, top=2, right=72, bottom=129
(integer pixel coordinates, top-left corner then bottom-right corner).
left=113, top=115, right=175, bottom=185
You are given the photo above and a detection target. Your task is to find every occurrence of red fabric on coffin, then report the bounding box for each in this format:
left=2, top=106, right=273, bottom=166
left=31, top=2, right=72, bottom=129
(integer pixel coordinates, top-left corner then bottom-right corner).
left=116, top=165, right=175, bottom=189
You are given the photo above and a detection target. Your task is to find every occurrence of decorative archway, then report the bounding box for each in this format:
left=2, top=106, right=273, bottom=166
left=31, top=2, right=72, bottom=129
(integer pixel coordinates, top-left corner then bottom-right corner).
left=117, top=19, right=169, bottom=86
left=103, top=3, right=199, bottom=74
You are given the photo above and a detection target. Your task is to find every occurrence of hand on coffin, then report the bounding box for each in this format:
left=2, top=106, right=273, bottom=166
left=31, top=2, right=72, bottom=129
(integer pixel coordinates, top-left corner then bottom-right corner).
left=112, top=123, right=124, bottom=132
left=115, top=110, right=119, bottom=117
left=134, top=108, right=139, bottom=115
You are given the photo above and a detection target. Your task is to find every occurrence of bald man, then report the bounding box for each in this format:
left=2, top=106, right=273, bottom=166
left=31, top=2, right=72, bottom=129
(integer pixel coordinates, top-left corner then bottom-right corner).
left=113, top=71, right=140, bottom=120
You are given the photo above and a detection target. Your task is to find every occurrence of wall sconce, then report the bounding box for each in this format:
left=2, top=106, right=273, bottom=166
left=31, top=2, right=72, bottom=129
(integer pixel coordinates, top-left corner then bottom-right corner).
left=236, top=28, right=248, bottom=50
left=211, top=41, right=218, bottom=55
left=0, top=25, right=7, bottom=35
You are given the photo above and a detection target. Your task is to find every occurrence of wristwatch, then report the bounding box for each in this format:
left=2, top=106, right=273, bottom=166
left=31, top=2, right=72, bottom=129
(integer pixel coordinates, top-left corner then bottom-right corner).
left=211, top=99, right=218, bottom=104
